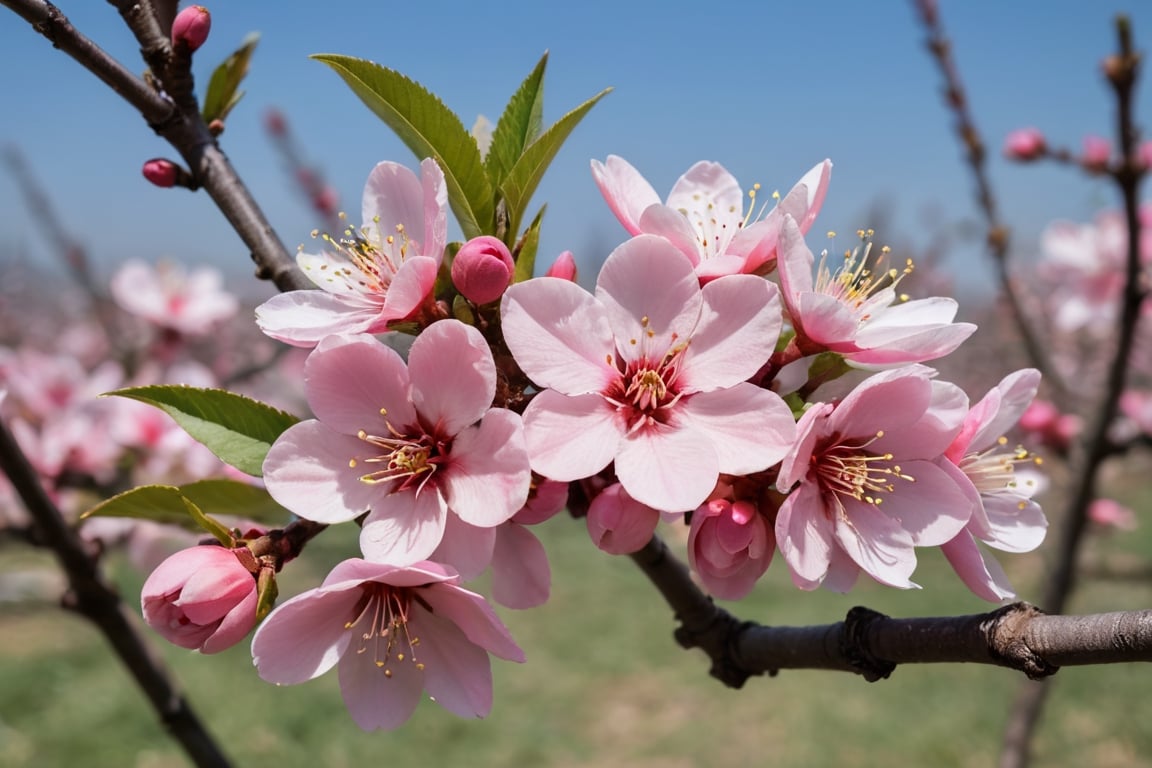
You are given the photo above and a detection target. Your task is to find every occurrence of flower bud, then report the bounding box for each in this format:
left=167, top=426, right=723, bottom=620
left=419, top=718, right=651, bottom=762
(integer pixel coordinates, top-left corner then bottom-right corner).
left=1138, top=141, right=1152, bottom=170
left=1003, top=127, right=1046, bottom=161
left=141, top=544, right=257, bottom=653
left=586, top=483, right=659, bottom=555
left=687, top=498, right=773, bottom=600
left=1081, top=134, right=1111, bottom=173
left=544, top=250, right=578, bottom=282
left=452, top=235, right=515, bottom=305
left=264, top=108, right=287, bottom=137
left=171, top=5, right=211, bottom=52
left=142, top=158, right=181, bottom=188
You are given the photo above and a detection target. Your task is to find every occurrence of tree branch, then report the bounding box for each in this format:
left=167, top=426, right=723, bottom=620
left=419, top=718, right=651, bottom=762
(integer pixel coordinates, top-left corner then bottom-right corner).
left=1, top=0, right=313, bottom=292
left=912, top=0, right=1067, bottom=404
left=0, top=415, right=232, bottom=768
left=630, top=535, right=1152, bottom=688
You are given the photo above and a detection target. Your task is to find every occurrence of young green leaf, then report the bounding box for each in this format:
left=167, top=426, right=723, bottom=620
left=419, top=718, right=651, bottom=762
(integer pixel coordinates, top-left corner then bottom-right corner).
left=499, top=87, right=612, bottom=240
left=106, top=386, right=299, bottom=477
left=314, top=54, right=494, bottom=239
left=81, top=480, right=290, bottom=532
left=513, top=205, right=547, bottom=284
left=485, top=52, right=548, bottom=187
left=202, top=32, right=260, bottom=124
left=181, top=496, right=235, bottom=546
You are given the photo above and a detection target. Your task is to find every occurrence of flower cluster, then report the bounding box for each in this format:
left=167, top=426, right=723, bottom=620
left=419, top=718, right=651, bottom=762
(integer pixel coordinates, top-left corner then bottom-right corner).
left=135, top=152, right=1047, bottom=732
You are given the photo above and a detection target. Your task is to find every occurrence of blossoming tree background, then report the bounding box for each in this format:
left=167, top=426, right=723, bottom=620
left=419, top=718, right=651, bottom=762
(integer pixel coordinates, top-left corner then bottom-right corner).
left=2, top=2, right=1152, bottom=767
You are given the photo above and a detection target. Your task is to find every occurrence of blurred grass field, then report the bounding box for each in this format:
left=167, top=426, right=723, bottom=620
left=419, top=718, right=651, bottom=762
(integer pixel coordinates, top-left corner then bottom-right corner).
left=2, top=483, right=1151, bottom=768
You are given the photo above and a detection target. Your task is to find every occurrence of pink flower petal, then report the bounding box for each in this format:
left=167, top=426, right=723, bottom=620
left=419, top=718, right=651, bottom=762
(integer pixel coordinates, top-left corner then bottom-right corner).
left=412, top=606, right=494, bottom=719
left=491, top=523, right=551, bottom=609
left=376, top=255, right=439, bottom=325
left=408, top=320, right=495, bottom=437
left=833, top=498, right=917, bottom=589
left=431, top=516, right=496, bottom=580
left=941, top=532, right=1016, bottom=602
left=422, top=584, right=525, bottom=662
left=501, top=278, right=619, bottom=395
left=636, top=204, right=707, bottom=266
left=591, top=155, right=661, bottom=235
left=615, top=422, right=718, bottom=512
left=255, top=290, right=382, bottom=348
left=970, top=369, right=1041, bottom=450
left=337, top=634, right=424, bottom=731
left=777, top=216, right=816, bottom=297
left=304, top=334, right=415, bottom=437
left=586, top=483, right=660, bottom=554
left=673, top=385, right=795, bottom=475
left=252, top=586, right=362, bottom=684
left=775, top=484, right=834, bottom=588
left=362, top=161, right=425, bottom=242
left=522, top=390, right=621, bottom=481
left=595, top=235, right=702, bottom=368
left=360, top=488, right=448, bottom=564
left=200, top=589, right=258, bottom=654
left=873, top=460, right=973, bottom=546
left=418, top=157, right=449, bottom=261
left=441, top=409, right=531, bottom=527
left=263, top=421, right=380, bottom=523
left=677, top=276, right=781, bottom=391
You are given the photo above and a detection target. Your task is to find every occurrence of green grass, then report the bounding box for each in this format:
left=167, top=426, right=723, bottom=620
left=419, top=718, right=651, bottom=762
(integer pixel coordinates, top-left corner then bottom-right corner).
left=2, top=508, right=1151, bottom=768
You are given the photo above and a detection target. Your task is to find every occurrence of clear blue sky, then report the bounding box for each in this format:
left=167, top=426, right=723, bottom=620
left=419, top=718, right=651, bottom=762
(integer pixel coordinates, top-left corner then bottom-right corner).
left=0, top=1, right=1147, bottom=301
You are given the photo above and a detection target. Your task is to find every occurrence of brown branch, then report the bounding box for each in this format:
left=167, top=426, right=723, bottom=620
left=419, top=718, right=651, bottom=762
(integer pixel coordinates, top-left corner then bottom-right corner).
left=912, top=0, right=1067, bottom=405
left=0, top=416, right=232, bottom=768
left=1, top=0, right=313, bottom=293
left=631, top=535, right=1152, bottom=688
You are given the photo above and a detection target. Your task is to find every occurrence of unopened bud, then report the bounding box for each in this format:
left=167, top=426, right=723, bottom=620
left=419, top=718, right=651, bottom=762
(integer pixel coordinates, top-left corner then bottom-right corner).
left=1138, top=141, right=1152, bottom=170
left=1081, top=134, right=1111, bottom=173
left=264, top=108, right=287, bottom=137
left=172, top=5, right=211, bottom=53
left=142, top=158, right=182, bottom=188
left=452, top=235, right=515, bottom=305
left=1003, top=127, right=1046, bottom=161
left=544, top=250, right=578, bottom=282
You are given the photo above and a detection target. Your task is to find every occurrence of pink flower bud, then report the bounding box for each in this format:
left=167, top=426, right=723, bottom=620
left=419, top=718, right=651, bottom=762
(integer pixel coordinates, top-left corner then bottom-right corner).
left=1081, top=134, right=1111, bottom=172
left=313, top=185, right=338, bottom=216
left=1003, top=127, right=1046, bottom=161
left=586, top=483, right=659, bottom=555
left=142, top=158, right=180, bottom=188
left=141, top=544, right=258, bottom=653
left=452, top=235, right=515, bottom=305
left=171, top=5, right=211, bottom=52
left=687, top=498, right=773, bottom=600
left=544, top=250, right=578, bottom=282
left=1088, top=498, right=1138, bottom=531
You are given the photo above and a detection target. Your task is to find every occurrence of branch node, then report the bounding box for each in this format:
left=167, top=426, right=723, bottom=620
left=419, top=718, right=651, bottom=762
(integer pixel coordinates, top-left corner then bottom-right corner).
left=987, top=602, right=1059, bottom=680
left=842, top=606, right=897, bottom=682
left=673, top=610, right=759, bottom=689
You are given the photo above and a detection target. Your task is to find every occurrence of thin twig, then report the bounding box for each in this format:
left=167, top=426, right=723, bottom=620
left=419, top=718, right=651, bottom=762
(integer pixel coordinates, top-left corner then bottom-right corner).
left=913, top=0, right=1067, bottom=405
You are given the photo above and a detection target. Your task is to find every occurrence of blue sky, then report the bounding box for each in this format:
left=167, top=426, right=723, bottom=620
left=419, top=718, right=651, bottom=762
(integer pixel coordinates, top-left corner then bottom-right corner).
left=1, top=1, right=1148, bottom=301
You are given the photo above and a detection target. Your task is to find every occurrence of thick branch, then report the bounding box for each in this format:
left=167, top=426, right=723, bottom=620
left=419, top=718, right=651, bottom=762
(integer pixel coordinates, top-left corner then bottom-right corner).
left=631, top=535, right=1152, bottom=688
left=0, top=416, right=232, bottom=768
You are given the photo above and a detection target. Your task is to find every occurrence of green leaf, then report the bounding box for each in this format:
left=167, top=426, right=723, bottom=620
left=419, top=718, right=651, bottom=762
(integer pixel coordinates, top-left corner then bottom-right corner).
left=484, top=52, right=548, bottom=187
left=81, top=480, right=290, bottom=534
left=106, top=386, right=299, bottom=477
left=314, top=54, right=494, bottom=239
left=181, top=496, right=234, bottom=546
left=499, top=87, right=612, bottom=240
left=177, top=479, right=291, bottom=526
left=202, top=32, right=260, bottom=124
left=513, top=205, right=547, bottom=284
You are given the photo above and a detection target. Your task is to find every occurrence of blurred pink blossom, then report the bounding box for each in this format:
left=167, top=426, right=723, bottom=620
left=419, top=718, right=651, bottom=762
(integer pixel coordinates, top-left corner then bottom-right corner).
left=110, top=259, right=238, bottom=335
left=1088, top=498, right=1138, bottom=531
left=1003, top=127, right=1046, bottom=161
